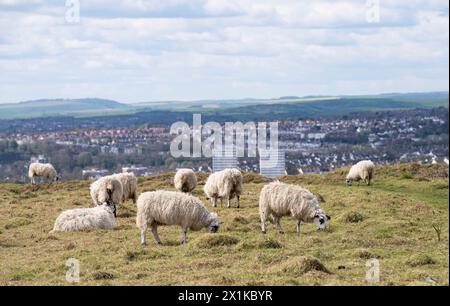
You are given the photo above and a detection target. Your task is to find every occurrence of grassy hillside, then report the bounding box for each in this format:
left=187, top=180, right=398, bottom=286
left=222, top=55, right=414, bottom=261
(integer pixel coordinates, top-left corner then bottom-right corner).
left=0, top=98, right=131, bottom=119
left=0, top=163, right=448, bottom=285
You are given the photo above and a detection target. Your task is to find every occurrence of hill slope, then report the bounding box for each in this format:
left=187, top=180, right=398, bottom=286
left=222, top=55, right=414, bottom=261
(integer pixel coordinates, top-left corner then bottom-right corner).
left=0, top=98, right=131, bottom=119
left=0, top=92, right=448, bottom=120
left=0, top=163, right=448, bottom=285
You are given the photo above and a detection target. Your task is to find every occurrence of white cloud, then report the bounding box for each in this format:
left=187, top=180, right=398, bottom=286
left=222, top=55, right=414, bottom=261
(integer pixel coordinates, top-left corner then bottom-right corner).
left=0, top=0, right=448, bottom=103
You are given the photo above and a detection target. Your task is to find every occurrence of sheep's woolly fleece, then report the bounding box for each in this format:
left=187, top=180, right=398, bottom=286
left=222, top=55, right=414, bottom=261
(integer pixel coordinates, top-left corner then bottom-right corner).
left=174, top=169, right=197, bottom=193
left=28, top=163, right=57, bottom=181
left=90, top=176, right=123, bottom=206
left=136, top=190, right=218, bottom=232
left=51, top=204, right=116, bottom=232
left=110, top=172, right=138, bottom=203
left=346, top=160, right=375, bottom=184
left=203, top=168, right=243, bottom=200
left=259, top=181, right=328, bottom=233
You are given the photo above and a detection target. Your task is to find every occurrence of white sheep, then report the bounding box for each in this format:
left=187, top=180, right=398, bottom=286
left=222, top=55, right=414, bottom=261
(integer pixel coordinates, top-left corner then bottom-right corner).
left=50, top=202, right=116, bottom=232
left=259, top=181, right=330, bottom=234
left=203, top=168, right=243, bottom=208
left=136, top=190, right=221, bottom=245
left=110, top=172, right=138, bottom=203
left=90, top=176, right=123, bottom=216
left=28, top=162, right=59, bottom=184
left=346, top=160, right=375, bottom=186
left=174, top=168, right=197, bottom=193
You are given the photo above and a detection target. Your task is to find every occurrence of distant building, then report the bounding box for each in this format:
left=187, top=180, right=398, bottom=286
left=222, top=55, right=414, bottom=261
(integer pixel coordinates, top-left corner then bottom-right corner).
left=260, top=148, right=286, bottom=179
left=82, top=168, right=109, bottom=180
left=122, top=166, right=148, bottom=177
left=101, top=146, right=119, bottom=155
left=55, top=140, right=74, bottom=146
left=212, top=145, right=238, bottom=172
left=307, top=133, right=327, bottom=140
left=124, top=147, right=143, bottom=155
left=30, top=155, right=48, bottom=164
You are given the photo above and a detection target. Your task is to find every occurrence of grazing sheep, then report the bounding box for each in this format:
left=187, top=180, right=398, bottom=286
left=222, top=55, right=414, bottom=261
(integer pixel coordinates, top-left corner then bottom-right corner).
left=346, top=160, right=375, bottom=186
left=111, top=172, right=138, bottom=203
left=203, top=168, right=243, bottom=208
left=174, top=169, right=197, bottom=193
left=136, top=190, right=221, bottom=245
left=90, top=176, right=123, bottom=216
left=28, top=162, right=59, bottom=184
left=50, top=202, right=116, bottom=232
left=259, top=181, right=330, bottom=234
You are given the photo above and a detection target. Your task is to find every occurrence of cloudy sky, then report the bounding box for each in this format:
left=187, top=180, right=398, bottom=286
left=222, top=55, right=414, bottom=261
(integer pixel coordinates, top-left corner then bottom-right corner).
left=0, top=0, right=448, bottom=103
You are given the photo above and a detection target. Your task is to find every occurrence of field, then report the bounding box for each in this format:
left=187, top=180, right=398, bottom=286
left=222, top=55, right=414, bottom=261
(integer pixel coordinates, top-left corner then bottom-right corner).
left=0, top=163, right=448, bottom=285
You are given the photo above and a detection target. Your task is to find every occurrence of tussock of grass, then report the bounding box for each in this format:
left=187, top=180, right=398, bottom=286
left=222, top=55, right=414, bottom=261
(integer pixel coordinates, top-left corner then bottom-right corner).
left=4, top=218, right=32, bottom=229
left=231, top=216, right=249, bottom=225
left=64, top=242, right=76, bottom=250
left=193, top=234, right=239, bottom=248
left=406, top=255, right=436, bottom=267
left=276, top=257, right=330, bottom=276
left=242, top=172, right=272, bottom=184
left=377, top=163, right=449, bottom=180
left=356, top=249, right=379, bottom=259
left=259, top=238, right=283, bottom=249
left=342, top=212, right=366, bottom=223
left=125, top=251, right=140, bottom=261
left=92, top=271, right=115, bottom=280
left=433, top=183, right=449, bottom=190
left=9, top=270, right=36, bottom=281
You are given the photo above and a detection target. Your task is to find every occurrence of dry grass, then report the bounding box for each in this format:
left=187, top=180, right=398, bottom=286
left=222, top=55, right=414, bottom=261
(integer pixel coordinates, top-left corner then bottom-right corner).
left=0, top=163, right=448, bottom=285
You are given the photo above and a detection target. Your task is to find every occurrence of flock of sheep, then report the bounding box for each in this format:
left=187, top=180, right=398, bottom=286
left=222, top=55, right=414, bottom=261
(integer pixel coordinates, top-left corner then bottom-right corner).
left=28, top=160, right=376, bottom=245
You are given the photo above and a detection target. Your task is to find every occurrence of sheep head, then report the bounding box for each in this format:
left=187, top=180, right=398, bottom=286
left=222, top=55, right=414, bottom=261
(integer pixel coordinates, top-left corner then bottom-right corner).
left=207, top=212, right=221, bottom=233
left=313, top=210, right=330, bottom=231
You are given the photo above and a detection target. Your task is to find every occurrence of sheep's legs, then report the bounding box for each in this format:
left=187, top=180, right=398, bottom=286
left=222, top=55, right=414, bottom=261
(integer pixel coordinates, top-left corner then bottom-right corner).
left=151, top=223, right=162, bottom=245
left=140, top=224, right=148, bottom=246
left=211, top=197, right=217, bottom=208
left=296, top=220, right=301, bottom=233
left=180, top=227, right=188, bottom=244
left=275, top=218, right=284, bottom=234
left=260, top=216, right=267, bottom=234
left=227, top=195, right=240, bottom=208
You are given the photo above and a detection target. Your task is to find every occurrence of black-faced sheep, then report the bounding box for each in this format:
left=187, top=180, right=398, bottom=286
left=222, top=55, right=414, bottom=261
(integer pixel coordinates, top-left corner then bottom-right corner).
left=28, top=162, right=59, bottom=184
left=136, top=190, right=221, bottom=245
left=90, top=176, right=123, bottom=216
left=346, top=160, right=375, bottom=186
left=259, top=181, right=330, bottom=234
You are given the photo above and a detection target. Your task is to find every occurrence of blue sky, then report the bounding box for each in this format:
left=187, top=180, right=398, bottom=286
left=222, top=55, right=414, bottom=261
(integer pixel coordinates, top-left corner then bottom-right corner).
left=0, top=0, right=448, bottom=103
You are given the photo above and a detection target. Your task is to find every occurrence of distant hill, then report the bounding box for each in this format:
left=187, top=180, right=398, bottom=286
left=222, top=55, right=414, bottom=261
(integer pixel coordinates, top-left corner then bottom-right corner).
left=0, top=98, right=131, bottom=119
left=0, top=92, right=447, bottom=120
